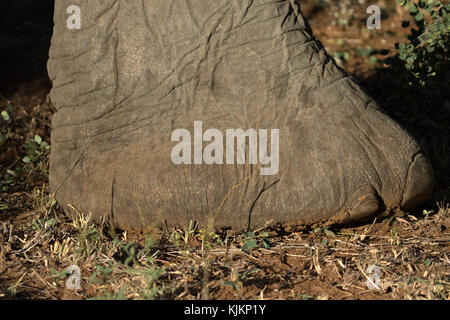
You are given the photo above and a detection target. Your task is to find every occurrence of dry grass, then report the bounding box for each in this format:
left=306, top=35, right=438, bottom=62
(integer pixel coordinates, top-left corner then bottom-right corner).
left=0, top=190, right=449, bottom=300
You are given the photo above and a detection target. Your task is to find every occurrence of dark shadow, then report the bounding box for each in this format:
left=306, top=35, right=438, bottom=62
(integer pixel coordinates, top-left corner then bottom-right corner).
left=0, top=0, right=54, bottom=97
left=355, top=60, right=450, bottom=207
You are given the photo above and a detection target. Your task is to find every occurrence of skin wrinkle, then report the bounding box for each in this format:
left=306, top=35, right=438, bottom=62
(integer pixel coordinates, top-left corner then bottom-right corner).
left=343, top=119, right=379, bottom=191
left=93, top=0, right=119, bottom=21
left=400, top=151, right=425, bottom=206
left=53, top=116, right=157, bottom=146
left=350, top=114, right=393, bottom=193
left=347, top=95, right=407, bottom=197
left=347, top=114, right=385, bottom=184
left=242, top=0, right=255, bottom=21
left=50, top=48, right=95, bottom=61
left=182, top=0, right=201, bottom=32
left=53, top=71, right=181, bottom=129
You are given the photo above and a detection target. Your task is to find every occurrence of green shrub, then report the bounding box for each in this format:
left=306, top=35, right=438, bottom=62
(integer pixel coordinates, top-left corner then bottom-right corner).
left=395, top=0, right=449, bottom=88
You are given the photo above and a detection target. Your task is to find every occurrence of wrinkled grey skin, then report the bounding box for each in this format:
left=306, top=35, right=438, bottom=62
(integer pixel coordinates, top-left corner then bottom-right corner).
left=48, top=0, right=434, bottom=231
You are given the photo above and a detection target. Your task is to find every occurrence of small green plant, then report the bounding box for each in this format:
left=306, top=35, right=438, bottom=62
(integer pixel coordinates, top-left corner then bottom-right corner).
left=241, top=231, right=271, bottom=252
left=113, top=236, right=157, bottom=267
left=239, top=268, right=260, bottom=281
left=89, top=263, right=115, bottom=284
left=181, top=220, right=198, bottom=244
left=354, top=46, right=381, bottom=64
left=32, top=184, right=57, bottom=215
left=69, top=208, right=102, bottom=257
left=0, top=169, right=17, bottom=192
left=0, top=103, right=13, bottom=143
left=313, top=227, right=337, bottom=237
left=90, top=286, right=129, bottom=300
left=50, top=267, right=71, bottom=280
left=1, top=103, right=16, bottom=192
left=0, top=99, right=51, bottom=191
left=31, top=187, right=58, bottom=237
left=395, top=0, right=449, bottom=87
left=389, top=226, right=401, bottom=246
left=1, top=110, right=10, bottom=121
left=221, top=268, right=260, bottom=292
left=298, top=293, right=314, bottom=300
left=423, top=209, right=434, bottom=219
left=136, top=263, right=166, bottom=300
left=169, top=220, right=199, bottom=249
left=331, top=51, right=350, bottom=66
left=327, top=0, right=364, bottom=27
left=121, top=254, right=167, bottom=299
left=198, top=227, right=223, bottom=249
left=222, top=280, right=239, bottom=291
left=23, top=135, right=50, bottom=164
left=31, top=217, right=57, bottom=237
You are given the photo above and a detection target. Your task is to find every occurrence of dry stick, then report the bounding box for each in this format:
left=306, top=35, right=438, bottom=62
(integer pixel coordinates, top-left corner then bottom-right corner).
left=0, top=235, right=5, bottom=274
left=200, top=174, right=252, bottom=300
left=200, top=259, right=211, bottom=300
left=53, top=137, right=90, bottom=198
left=18, top=208, right=51, bottom=254
left=213, top=174, right=252, bottom=221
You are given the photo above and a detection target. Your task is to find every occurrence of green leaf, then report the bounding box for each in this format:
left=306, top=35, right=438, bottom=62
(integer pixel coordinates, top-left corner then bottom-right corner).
left=313, top=227, right=322, bottom=234
left=358, top=47, right=372, bottom=57
left=262, top=239, right=271, bottom=249
left=1, top=111, right=9, bottom=121
left=242, top=239, right=257, bottom=252
left=409, top=4, right=418, bottom=13
left=222, top=281, right=238, bottom=291
left=342, top=51, right=350, bottom=60
left=34, top=135, right=42, bottom=144
left=41, top=141, right=50, bottom=150
left=23, top=156, right=31, bottom=163
left=46, top=218, right=57, bottom=227
left=369, top=56, right=378, bottom=64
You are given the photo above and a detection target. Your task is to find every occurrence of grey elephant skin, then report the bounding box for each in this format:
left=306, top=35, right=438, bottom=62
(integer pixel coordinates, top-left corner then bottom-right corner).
left=48, top=0, right=434, bottom=231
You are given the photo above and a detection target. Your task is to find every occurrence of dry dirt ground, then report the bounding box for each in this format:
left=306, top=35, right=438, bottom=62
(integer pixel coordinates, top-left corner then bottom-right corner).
left=0, top=1, right=449, bottom=300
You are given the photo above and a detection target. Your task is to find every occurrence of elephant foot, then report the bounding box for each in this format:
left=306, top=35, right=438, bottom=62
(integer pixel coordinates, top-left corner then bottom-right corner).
left=47, top=0, right=434, bottom=231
